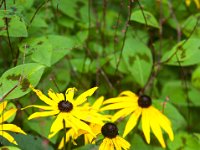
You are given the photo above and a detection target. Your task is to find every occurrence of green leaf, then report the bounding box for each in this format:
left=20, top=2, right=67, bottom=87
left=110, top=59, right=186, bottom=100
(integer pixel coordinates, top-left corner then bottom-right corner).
left=161, top=80, right=200, bottom=106
left=111, top=37, right=153, bottom=87
left=192, top=66, right=200, bottom=89
left=19, top=35, right=76, bottom=66
left=74, top=144, right=98, bottom=150
left=130, top=133, right=163, bottom=150
left=0, top=63, right=45, bottom=100
left=161, top=38, right=200, bottom=66
left=0, top=134, right=54, bottom=150
left=182, top=13, right=200, bottom=37
left=52, top=0, right=89, bottom=23
left=23, top=118, right=57, bottom=144
left=131, top=9, right=159, bottom=28
left=19, top=37, right=53, bottom=67
left=167, top=132, right=200, bottom=150
left=0, top=146, right=20, bottom=150
left=38, top=58, right=71, bottom=92
left=0, top=10, right=28, bottom=37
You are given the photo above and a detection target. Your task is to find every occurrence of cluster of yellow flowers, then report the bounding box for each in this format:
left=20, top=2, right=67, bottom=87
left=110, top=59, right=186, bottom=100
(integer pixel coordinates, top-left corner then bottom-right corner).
left=1, top=85, right=174, bottom=149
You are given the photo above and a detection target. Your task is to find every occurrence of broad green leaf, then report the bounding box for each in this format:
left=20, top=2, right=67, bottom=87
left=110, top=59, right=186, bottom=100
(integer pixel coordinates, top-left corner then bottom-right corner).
left=19, top=35, right=76, bottom=66
left=111, top=37, right=153, bottom=87
left=0, top=10, right=28, bottom=37
left=192, top=66, right=200, bottom=89
left=131, top=9, right=159, bottom=28
left=130, top=133, right=163, bottom=150
left=161, top=38, right=200, bottom=66
left=74, top=144, right=98, bottom=150
left=0, top=134, right=54, bottom=150
left=0, top=146, right=20, bottom=150
left=19, top=37, right=53, bottom=67
left=23, top=118, right=57, bottom=144
left=52, top=0, right=89, bottom=23
left=182, top=13, right=200, bottom=37
left=0, top=63, right=45, bottom=100
left=161, top=80, right=200, bottom=106
left=38, top=58, right=71, bottom=92
left=167, top=132, right=200, bottom=150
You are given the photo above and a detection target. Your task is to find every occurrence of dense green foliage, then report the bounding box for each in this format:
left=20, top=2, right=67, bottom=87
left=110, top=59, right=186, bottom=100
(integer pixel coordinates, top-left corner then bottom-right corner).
left=0, top=0, right=200, bottom=149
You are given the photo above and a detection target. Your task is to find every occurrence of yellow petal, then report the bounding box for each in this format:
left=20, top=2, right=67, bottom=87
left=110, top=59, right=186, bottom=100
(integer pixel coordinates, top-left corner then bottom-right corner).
left=72, top=109, right=104, bottom=125
left=75, top=87, right=98, bottom=106
left=0, top=131, right=17, bottom=145
left=194, top=0, right=200, bottom=8
left=84, top=133, right=95, bottom=144
left=117, top=136, right=130, bottom=149
left=101, top=102, right=134, bottom=111
left=58, top=137, right=64, bottom=149
left=103, top=97, right=133, bottom=105
left=0, top=101, right=7, bottom=114
left=149, top=107, right=166, bottom=148
left=152, top=107, right=174, bottom=141
left=69, top=116, right=94, bottom=136
left=22, top=105, right=55, bottom=110
left=1, top=124, right=26, bottom=134
left=28, top=110, right=59, bottom=120
left=185, top=0, right=191, bottom=6
left=123, top=108, right=142, bottom=137
left=65, top=88, right=77, bottom=103
left=92, top=96, right=104, bottom=111
left=99, top=138, right=107, bottom=150
left=0, top=109, right=17, bottom=123
left=107, top=138, right=114, bottom=150
left=48, top=89, right=64, bottom=103
left=113, top=138, right=121, bottom=150
left=119, top=91, right=138, bottom=99
left=142, top=108, right=151, bottom=144
left=30, top=86, right=56, bottom=106
left=112, top=107, right=135, bottom=122
left=48, top=112, right=70, bottom=138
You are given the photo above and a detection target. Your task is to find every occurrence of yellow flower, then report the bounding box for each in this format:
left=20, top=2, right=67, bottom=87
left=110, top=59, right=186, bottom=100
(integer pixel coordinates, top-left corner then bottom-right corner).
left=23, top=86, right=104, bottom=138
left=99, top=122, right=130, bottom=150
left=101, top=91, right=174, bottom=148
left=58, top=96, right=110, bottom=149
left=0, top=101, right=26, bottom=145
left=185, top=0, right=200, bottom=8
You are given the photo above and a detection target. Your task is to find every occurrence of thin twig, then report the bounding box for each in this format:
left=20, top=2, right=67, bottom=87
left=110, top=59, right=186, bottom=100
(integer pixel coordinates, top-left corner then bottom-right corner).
left=115, top=0, right=132, bottom=74
left=3, top=0, right=14, bottom=60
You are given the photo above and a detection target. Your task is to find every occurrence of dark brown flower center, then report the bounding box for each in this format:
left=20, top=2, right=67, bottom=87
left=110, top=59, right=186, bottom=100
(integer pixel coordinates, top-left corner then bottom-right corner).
left=58, top=100, right=73, bottom=112
left=138, top=95, right=152, bottom=108
left=101, top=122, right=118, bottom=139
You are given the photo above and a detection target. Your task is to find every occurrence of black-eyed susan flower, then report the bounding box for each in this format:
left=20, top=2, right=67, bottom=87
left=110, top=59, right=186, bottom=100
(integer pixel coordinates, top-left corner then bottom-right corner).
left=99, top=122, right=130, bottom=150
left=101, top=91, right=174, bottom=148
left=0, top=101, right=26, bottom=145
left=185, top=0, right=200, bottom=8
left=23, top=86, right=104, bottom=138
left=58, top=96, right=110, bottom=149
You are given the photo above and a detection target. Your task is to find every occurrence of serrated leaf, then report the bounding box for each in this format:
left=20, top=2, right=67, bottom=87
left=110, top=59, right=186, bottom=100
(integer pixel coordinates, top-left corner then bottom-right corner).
left=131, top=10, right=159, bottom=28
left=0, top=63, right=45, bottom=100
left=161, top=38, right=200, bottom=66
